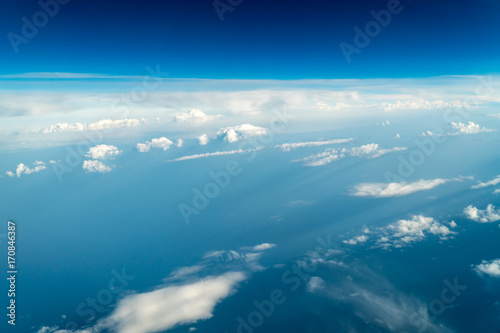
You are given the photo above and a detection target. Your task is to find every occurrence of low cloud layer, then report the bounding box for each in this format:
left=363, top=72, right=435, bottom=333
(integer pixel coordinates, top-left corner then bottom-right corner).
left=173, top=109, right=221, bottom=122
left=41, top=118, right=146, bottom=133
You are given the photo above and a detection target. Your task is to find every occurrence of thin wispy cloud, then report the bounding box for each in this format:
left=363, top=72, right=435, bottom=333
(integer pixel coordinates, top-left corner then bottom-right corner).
left=275, top=138, right=353, bottom=151
left=168, top=149, right=257, bottom=162
left=296, top=143, right=406, bottom=167
left=350, top=178, right=468, bottom=198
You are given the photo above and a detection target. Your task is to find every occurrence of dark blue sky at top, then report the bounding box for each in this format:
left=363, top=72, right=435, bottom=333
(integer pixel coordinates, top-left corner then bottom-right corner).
left=0, top=0, right=499, bottom=79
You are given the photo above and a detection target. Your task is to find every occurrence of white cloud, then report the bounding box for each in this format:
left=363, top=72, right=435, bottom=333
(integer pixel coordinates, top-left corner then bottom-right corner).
left=473, top=259, right=500, bottom=278
left=197, top=134, right=209, bottom=145
left=82, top=160, right=112, bottom=173
left=464, top=204, right=500, bottom=223
left=176, top=139, right=183, bottom=147
left=251, top=243, right=276, bottom=251
left=275, top=138, right=353, bottom=151
left=42, top=118, right=145, bottom=133
left=494, top=189, right=500, bottom=195
left=344, top=215, right=455, bottom=249
left=343, top=235, right=368, bottom=245
left=5, top=162, right=47, bottom=178
left=168, top=149, right=259, bottom=162
left=136, top=137, right=174, bottom=152
left=173, top=109, right=221, bottom=122
left=450, top=121, right=494, bottom=135
left=306, top=276, right=325, bottom=293
left=471, top=175, right=500, bottom=189
left=351, top=178, right=450, bottom=198
left=487, top=113, right=500, bottom=119
left=105, top=272, right=246, bottom=333
left=296, top=143, right=406, bottom=167
left=217, top=124, right=267, bottom=143
left=382, top=99, right=465, bottom=111
left=86, top=144, right=121, bottom=159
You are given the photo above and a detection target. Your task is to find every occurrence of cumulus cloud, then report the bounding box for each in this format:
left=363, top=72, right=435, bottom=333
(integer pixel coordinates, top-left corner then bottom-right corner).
left=41, top=118, right=146, bottom=133
left=463, top=204, right=500, bottom=223
left=217, top=124, right=267, bottom=143
left=473, top=259, right=500, bottom=278
left=275, top=138, right=353, bottom=151
left=450, top=121, right=494, bottom=135
left=471, top=175, right=500, bottom=189
left=5, top=162, right=47, bottom=178
left=173, top=109, right=221, bottom=122
left=136, top=137, right=174, bottom=152
left=85, top=144, right=121, bottom=159
left=351, top=178, right=451, bottom=198
left=343, top=235, right=368, bottom=245
left=197, top=134, right=209, bottom=145
left=295, top=143, right=406, bottom=166
left=343, top=215, right=455, bottom=249
left=82, top=160, right=112, bottom=173
left=306, top=276, right=326, bottom=293
left=176, top=139, right=183, bottom=147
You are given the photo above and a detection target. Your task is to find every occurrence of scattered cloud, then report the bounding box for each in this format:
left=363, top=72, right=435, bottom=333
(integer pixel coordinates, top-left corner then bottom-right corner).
left=295, top=143, right=406, bottom=167
left=275, top=138, right=353, bottom=151
left=343, top=235, right=368, bottom=245
left=5, top=162, right=47, bottom=178
left=217, top=124, right=267, bottom=143
left=86, top=144, right=122, bottom=159
left=82, top=160, right=112, bottom=173
left=473, top=259, right=500, bottom=278
left=176, top=139, right=183, bottom=147
left=471, top=175, right=500, bottom=189
left=464, top=204, right=500, bottom=223
left=197, top=134, right=209, bottom=145
left=351, top=178, right=452, bottom=198
left=493, top=189, right=500, bottom=195
left=173, top=109, right=221, bottom=122
left=38, top=243, right=276, bottom=333
left=450, top=121, right=494, bottom=135
left=41, top=118, right=146, bottom=133
left=343, top=215, right=456, bottom=249
left=137, top=137, right=174, bottom=152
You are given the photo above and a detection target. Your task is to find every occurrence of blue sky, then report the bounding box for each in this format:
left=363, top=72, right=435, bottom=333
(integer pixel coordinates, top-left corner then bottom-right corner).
left=1, top=1, right=500, bottom=333
left=1, top=0, right=500, bottom=79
